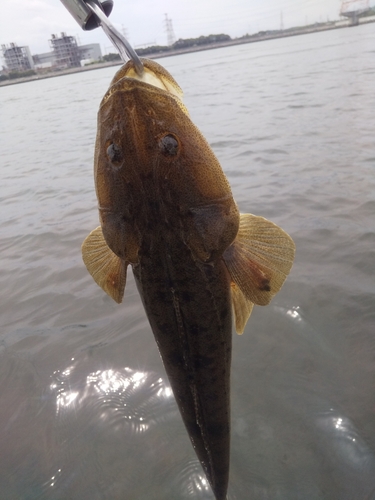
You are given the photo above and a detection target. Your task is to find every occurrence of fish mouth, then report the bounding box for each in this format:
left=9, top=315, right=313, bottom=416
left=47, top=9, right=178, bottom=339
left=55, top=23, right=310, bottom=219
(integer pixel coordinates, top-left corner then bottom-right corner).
left=109, top=58, right=184, bottom=101
left=102, top=59, right=190, bottom=118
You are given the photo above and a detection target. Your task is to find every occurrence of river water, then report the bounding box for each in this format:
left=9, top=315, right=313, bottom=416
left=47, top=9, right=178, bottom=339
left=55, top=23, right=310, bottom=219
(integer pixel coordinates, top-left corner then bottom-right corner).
left=1, top=23, right=375, bottom=500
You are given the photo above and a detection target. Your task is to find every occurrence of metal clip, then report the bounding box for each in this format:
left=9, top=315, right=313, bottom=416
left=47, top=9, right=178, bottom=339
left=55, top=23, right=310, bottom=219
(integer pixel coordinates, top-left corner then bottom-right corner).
left=60, top=0, right=113, bottom=30
left=86, top=1, right=144, bottom=76
left=59, top=0, right=144, bottom=76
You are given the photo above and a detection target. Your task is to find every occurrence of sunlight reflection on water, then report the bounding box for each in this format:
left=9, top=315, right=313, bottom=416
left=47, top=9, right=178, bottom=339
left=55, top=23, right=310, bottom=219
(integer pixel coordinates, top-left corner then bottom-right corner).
left=51, top=364, right=173, bottom=432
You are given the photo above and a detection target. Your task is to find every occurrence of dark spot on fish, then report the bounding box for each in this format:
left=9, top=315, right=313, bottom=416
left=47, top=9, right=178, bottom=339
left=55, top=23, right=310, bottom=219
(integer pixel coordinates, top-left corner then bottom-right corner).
left=220, top=308, right=229, bottom=321
left=107, top=143, right=123, bottom=165
left=208, top=342, right=218, bottom=354
left=159, top=134, right=179, bottom=156
left=180, top=291, right=192, bottom=303
left=188, top=323, right=200, bottom=335
left=207, top=422, right=228, bottom=438
left=156, top=290, right=169, bottom=303
left=259, top=278, right=271, bottom=291
left=194, top=354, right=214, bottom=370
left=145, top=199, right=161, bottom=215
left=205, top=392, right=219, bottom=402
left=167, top=349, right=184, bottom=368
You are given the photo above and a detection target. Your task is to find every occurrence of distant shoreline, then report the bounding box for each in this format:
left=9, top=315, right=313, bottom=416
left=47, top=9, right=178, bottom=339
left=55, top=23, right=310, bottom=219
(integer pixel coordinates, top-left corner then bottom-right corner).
left=1, top=18, right=374, bottom=87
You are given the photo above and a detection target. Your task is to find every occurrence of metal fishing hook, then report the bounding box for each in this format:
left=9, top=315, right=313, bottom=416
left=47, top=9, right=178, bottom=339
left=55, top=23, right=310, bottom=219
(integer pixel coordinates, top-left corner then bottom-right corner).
left=85, top=1, right=143, bottom=75
left=59, top=0, right=144, bottom=76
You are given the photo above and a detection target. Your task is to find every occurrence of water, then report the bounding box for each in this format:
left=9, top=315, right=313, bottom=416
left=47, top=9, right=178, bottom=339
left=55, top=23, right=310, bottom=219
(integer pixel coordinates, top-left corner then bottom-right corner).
left=1, top=23, right=375, bottom=499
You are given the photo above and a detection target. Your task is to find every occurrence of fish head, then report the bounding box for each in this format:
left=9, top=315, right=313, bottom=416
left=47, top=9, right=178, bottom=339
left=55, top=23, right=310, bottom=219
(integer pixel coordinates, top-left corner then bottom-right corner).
left=95, top=58, right=239, bottom=264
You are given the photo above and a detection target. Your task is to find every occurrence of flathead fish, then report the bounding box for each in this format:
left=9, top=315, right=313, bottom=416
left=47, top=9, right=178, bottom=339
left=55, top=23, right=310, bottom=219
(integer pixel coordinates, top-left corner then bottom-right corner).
left=82, top=58, right=295, bottom=500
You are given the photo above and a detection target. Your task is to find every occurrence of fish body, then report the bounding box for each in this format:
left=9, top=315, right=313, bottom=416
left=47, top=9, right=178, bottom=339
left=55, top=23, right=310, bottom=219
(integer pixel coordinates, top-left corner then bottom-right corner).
left=82, top=59, right=295, bottom=500
left=133, top=223, right=232, bottom=499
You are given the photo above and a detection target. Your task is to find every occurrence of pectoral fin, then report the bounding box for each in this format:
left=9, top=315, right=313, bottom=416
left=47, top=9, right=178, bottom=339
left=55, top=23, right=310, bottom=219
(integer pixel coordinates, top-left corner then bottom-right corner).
left=224, top=214, right=295, bottom=331
left=231, top=282, right=254, bottom=334
left=82, top=226, right=127, bottom=303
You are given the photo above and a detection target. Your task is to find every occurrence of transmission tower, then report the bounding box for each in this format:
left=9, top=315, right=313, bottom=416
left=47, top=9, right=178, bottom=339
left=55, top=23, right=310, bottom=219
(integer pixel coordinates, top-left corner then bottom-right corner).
left=164, top=14, right=176, bottom=46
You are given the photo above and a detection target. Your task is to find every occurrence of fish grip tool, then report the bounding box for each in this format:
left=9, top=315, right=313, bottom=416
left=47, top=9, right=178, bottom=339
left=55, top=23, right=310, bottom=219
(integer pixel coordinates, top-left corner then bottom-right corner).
left=59, top=0, right=144, bottom=76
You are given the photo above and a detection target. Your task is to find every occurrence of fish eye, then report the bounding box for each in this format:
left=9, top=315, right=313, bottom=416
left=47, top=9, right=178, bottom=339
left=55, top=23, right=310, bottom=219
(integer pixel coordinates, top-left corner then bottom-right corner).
left=159, top=134, right=179, bottom=156
left=106, top=143, right=123, bottom=164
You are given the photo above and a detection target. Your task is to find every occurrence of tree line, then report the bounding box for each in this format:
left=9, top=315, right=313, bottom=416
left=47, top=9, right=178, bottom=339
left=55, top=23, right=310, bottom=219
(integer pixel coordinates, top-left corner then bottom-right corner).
left=103, top=33, right=231, bottom=61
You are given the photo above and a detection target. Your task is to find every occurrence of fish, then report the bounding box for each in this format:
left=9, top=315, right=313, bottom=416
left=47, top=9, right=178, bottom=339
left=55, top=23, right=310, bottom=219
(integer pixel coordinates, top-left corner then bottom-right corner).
left=82, top=58, right=295, bottom=500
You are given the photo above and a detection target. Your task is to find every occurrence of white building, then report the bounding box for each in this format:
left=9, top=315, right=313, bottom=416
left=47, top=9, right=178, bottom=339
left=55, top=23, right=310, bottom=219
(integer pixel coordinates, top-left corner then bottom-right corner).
left=79, top=43, right=102, bottom=64
left=32, top=42, right=102, bottom=69
left=1, top=43, right=34, bottom=71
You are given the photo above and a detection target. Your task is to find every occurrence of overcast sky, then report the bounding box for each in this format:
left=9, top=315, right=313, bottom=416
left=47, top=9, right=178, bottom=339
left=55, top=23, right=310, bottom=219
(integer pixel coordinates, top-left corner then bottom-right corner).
left=1, top=0, right=345, bottom=57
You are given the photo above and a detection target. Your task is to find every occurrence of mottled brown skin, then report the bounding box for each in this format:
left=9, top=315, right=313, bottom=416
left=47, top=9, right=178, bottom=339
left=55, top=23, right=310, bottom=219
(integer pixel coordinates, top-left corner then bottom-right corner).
left=95, top=61, right=240, bottom=500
